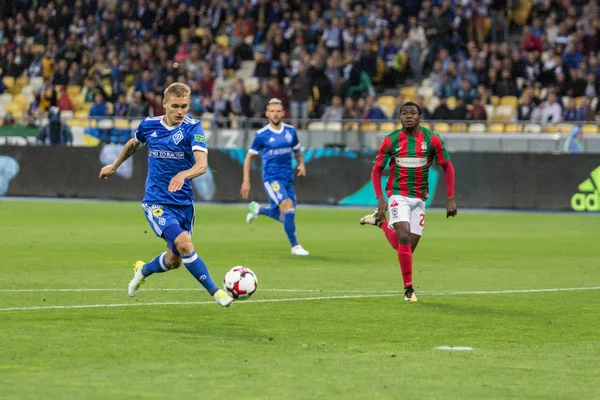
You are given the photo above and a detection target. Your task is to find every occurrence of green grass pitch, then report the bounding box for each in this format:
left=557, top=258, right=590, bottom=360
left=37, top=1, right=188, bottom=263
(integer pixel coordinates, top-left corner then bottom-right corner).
left=0, top=200, right=599, bottom=400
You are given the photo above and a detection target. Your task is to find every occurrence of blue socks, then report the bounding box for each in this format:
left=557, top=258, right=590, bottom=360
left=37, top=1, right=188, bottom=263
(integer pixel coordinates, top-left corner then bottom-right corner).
left=283, top=209, right=299, bottom=247
left=181, top=251, right=219, bottom=295
left=259, top=206, right=282, bottom=222
left=141, top=252, right=169, bottom=277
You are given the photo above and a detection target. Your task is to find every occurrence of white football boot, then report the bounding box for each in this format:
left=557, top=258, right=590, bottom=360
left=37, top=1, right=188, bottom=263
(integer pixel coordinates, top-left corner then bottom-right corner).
left=213, top=289, right=234, bottom=307
left=128, top=261, right=146, bottom=297
left=291, top=244, right=310, bottom=256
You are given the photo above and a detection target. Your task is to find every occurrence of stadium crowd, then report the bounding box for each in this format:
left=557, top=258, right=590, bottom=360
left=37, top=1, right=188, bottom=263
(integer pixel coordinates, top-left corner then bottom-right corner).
left=0, top=0, right=599, bottom=128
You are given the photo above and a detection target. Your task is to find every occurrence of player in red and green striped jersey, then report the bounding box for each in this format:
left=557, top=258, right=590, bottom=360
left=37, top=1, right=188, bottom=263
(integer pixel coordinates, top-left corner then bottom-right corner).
left=359, top=102, right=457, bottom=302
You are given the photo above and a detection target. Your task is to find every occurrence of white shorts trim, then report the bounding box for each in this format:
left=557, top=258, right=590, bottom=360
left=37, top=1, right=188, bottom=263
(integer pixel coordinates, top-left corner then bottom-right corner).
left=387, top=195, right=426, bottom=236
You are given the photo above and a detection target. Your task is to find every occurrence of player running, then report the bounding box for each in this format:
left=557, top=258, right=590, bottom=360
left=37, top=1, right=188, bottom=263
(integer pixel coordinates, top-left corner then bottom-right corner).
left=240, top=98, right=309, bottom=256
left=359, top=102, right=457, bottom=302
left=99, top=82, right=234, bottom=307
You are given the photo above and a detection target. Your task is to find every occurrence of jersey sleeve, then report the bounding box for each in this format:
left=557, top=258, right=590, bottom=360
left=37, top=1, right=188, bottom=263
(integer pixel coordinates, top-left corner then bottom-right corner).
left=291, top=128, right=300, bottom=150
left=431, top=133, right=451, bottom=166
left=134, top=119, right=146, bottom=144
left=373, top=136, right=391, bottom=169
left=190, top=122, right=208, bottom=152
left=248, top=132, right=263, bottom=155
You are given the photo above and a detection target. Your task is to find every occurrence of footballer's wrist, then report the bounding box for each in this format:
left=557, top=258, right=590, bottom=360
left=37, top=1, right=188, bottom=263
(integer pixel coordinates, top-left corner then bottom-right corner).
left=447, top=196, right=455, bottom=200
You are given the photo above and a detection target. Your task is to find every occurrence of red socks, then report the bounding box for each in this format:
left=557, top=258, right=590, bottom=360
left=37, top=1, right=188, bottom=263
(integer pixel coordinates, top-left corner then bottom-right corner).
left=397, top=245, right=413, bottom=288
left=380, top=222, right=399, bottom=250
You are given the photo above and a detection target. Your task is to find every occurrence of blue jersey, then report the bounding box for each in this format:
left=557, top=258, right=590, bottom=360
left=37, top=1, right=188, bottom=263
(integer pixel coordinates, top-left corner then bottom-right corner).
left=134, top=115, right=207, bottom=206
left=249, top=123, right=300, bottom=181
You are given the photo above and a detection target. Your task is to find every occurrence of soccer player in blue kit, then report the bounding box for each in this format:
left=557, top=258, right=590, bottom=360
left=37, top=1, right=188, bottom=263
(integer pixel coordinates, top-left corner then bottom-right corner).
left=99, top=83, right=234, bottom=307
left=240, top=98, right=309, bottom=256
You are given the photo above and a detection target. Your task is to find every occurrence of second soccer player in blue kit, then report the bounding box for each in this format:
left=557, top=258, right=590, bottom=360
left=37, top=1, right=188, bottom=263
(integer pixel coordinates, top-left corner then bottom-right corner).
left=240, top=98, right=309, bottom=256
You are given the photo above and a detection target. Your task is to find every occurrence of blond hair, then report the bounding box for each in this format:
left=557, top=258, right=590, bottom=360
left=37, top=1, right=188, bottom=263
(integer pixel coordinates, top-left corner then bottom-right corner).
left=268, top=98, right=282, bottom=105
left=164, top=83, right=191, bottom=100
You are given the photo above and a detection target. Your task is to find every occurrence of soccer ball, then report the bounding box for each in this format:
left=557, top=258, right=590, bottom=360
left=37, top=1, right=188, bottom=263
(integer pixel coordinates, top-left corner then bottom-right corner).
left=223, top=266, right=258, bottom=299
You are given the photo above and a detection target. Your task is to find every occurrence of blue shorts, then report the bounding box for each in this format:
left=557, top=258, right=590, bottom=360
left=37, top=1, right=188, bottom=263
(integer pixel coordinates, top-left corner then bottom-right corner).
left=263, top=179, right=296, bottom=209
left=142, top=203, right=195, bottom=255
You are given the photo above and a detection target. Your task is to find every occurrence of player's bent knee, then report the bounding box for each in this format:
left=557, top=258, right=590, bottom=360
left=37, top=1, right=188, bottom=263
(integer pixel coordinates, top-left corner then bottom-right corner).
left=279, top=199, right=294, bottom=211
left=165, top=255, right=182, bottom=269
left=174, top=237, right=194, bottom=256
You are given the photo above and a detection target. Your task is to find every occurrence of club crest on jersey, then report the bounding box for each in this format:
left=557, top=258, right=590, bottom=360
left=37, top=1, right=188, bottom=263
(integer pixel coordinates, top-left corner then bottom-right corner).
left=421, top=141, right=427, bottom=151
left=152, top=205, right=164, bottom=217
left=172, top=130, right=184, bottom=145
left=271, top=181, right=280, bottom=191
left=285, top=131, right=293, bottom=142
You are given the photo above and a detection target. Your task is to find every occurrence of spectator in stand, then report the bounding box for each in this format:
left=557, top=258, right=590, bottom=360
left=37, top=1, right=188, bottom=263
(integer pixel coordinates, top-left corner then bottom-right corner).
left=431, top=97, right=451, bottom=120
left=205, top=87, right=232, bottom=128
left=362, top=96, right=387, bottom=120
left=575, top=97, right=596, bottom=122
left=521, top=26, right=543, bottom=54
left=114, top=95, right=128, bottom=117
left=532, top=91, right=562, bottom=124
left=230, top=79, right=252, bottom=119
left=516, top=92, right=537, bottom=121
left=562, top=98, right=579, bottom=121
left=36, top=107, right=73, bottom=146
left=57, top=87, right=73, bottom=112
left=321, top=95, right=343, bottom=122
left=89, top=93, right=108, bottom=118
left=288, top=63, right=311, bottom=127
left=450, top=98, right=468, bottom=120
left=467, top=96, right=488, bottom=121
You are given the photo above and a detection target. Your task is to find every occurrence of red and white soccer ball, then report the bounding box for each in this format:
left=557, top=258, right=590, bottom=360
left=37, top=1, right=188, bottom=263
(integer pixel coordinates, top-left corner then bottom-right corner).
left=223, top=266, right=258, bottom=299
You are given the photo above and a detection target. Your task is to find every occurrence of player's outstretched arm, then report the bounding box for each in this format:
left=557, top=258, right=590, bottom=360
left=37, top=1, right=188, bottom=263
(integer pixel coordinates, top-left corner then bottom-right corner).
left=99, top=138, right=141, bottom=179
left=168, top=150, right=208, bottom=192
left=240, top=152, right=256, bottom=199
left=294, top=148, right=306, bottom=177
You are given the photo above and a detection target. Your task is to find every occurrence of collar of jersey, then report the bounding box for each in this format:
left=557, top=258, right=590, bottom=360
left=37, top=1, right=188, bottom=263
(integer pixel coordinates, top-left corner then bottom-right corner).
left=160, top=116, right=182, bottom=131
left=268, top=123, right=284, bottom=134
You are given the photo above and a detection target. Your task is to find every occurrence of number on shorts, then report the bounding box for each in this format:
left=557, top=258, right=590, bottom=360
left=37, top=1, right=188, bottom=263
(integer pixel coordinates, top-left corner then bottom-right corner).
left=419, top=213, right=425, bottom=227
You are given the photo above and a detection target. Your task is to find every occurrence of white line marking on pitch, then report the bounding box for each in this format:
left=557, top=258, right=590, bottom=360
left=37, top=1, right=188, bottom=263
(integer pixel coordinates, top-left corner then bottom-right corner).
left=0, top=286, right=599, bottom=312
left=1, top=286, right=599, bottom=294
left=435, top=346, right=474, bottom=351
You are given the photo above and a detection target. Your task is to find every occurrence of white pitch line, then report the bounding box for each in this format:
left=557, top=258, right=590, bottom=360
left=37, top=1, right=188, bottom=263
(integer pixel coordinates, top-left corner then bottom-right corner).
left=1, top=286, right=599, bottom=294
left=0, top=288, right=396, bottom=293
left=0, top=286, right=599, bottom=312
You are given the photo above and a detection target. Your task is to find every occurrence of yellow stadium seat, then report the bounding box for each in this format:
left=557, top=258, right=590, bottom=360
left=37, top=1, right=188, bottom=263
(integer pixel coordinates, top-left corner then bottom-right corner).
left=360, top=122, right=378, bottom=132
left=4, top=103, right=24, bottom=117
left=400, top=87, right=417, bottom=98
left=420, top=122, right=431, bottom=130
left=582, top=124, right=598, bottom=134
left=500, top=96, right=518, bottom=108
left=114, top=119, right=130, bottom=129
left=67, top=85, right=81, bottom=98
left=469, top=123, right=486, bottom=133
left=12, top=94, right=28, bottom=109
left=3, top=76, right=15, bottom=93
left=75, top=110, right=88, bottom=118
left=543, top=125, right=560, bottom=133
left=201, top=120, right=212, bottom=129
left=433, top=122, right=450, bottom=133
left=492, top=105, right=514, bottom=121
left=446, top=97, right=456, bottom=109
left=83, top=134, right=100, bottom=147
left=377, top=96, right=395, bottom=117
left=216, top=35, right=229, bottom=48
left=16, top=76, right=29, bottom=89
left=504, top=124, right=522, bottom=133
left=379, top=122, right=396, bottom=132
left=491, top=96, right=500, bottom=106
left=195, top=28, right=205, bottom=37
left=559, top=124, right=574, bottom=133
left=451, top=123, right=467, bottom=133
left=489, top=123, right=505, bottom=133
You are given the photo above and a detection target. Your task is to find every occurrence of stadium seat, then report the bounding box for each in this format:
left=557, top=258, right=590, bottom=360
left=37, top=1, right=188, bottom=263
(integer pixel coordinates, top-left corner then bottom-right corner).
left=0, top=93, right=13, bottom=105
left=484, top=105, right=495, bottom=120
left=377, top=96, right=395, bottom=117
left=489, top=123, right=505, bottom=133
left=400, top=86, right=417, bottom=100
left=201, top=120, right=212, bottom=129
left=417, top=86, right=434, bottom=99
left=379, top=122, right=396, bottom=132
left=582, top=124, right=598, bottom=134
left=512, top=0, right=532, bottom=25
left=450, top=123, right=467, bottom=133
left=559, top=124, right=574, bottom=133
left=491, top=96, right=500, bottom=106
left=114, top=119, right=130, bottom=129
left=307, top=121, right=325, bottom=131
left=325, top=122, right=342, bottom=131
left=542, top=125, right=560, bottom=133
left=492, top=105, right=514, bottom=121
left=504, top=124, right=522, bottom=133
left=446, top=97, right=456, bottom=109
left=195, top=27, right=205, bottom=37
left=468, top=123, right=486, bottom=133
left=29, top=76, right=44, bottom=89
left=75, top=110, right=88, bottom=118
left=2, top=76, right=15, bottom=93
left=60, top=110, right=74, bottom=121
left=433, top=122, right=450, bottom=133
left=67, top=85, right=81, bottom=98
left=420, top=122, right=431, bottom=130
left=244, top=77, right=259, bottom=93
left=500, top=96, right=518, bottom=109
left=215, top=35, right=229, bottom=48
left=98, top=119, right=114, bottom=129
left=360, top=122, right=378, bottom=132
